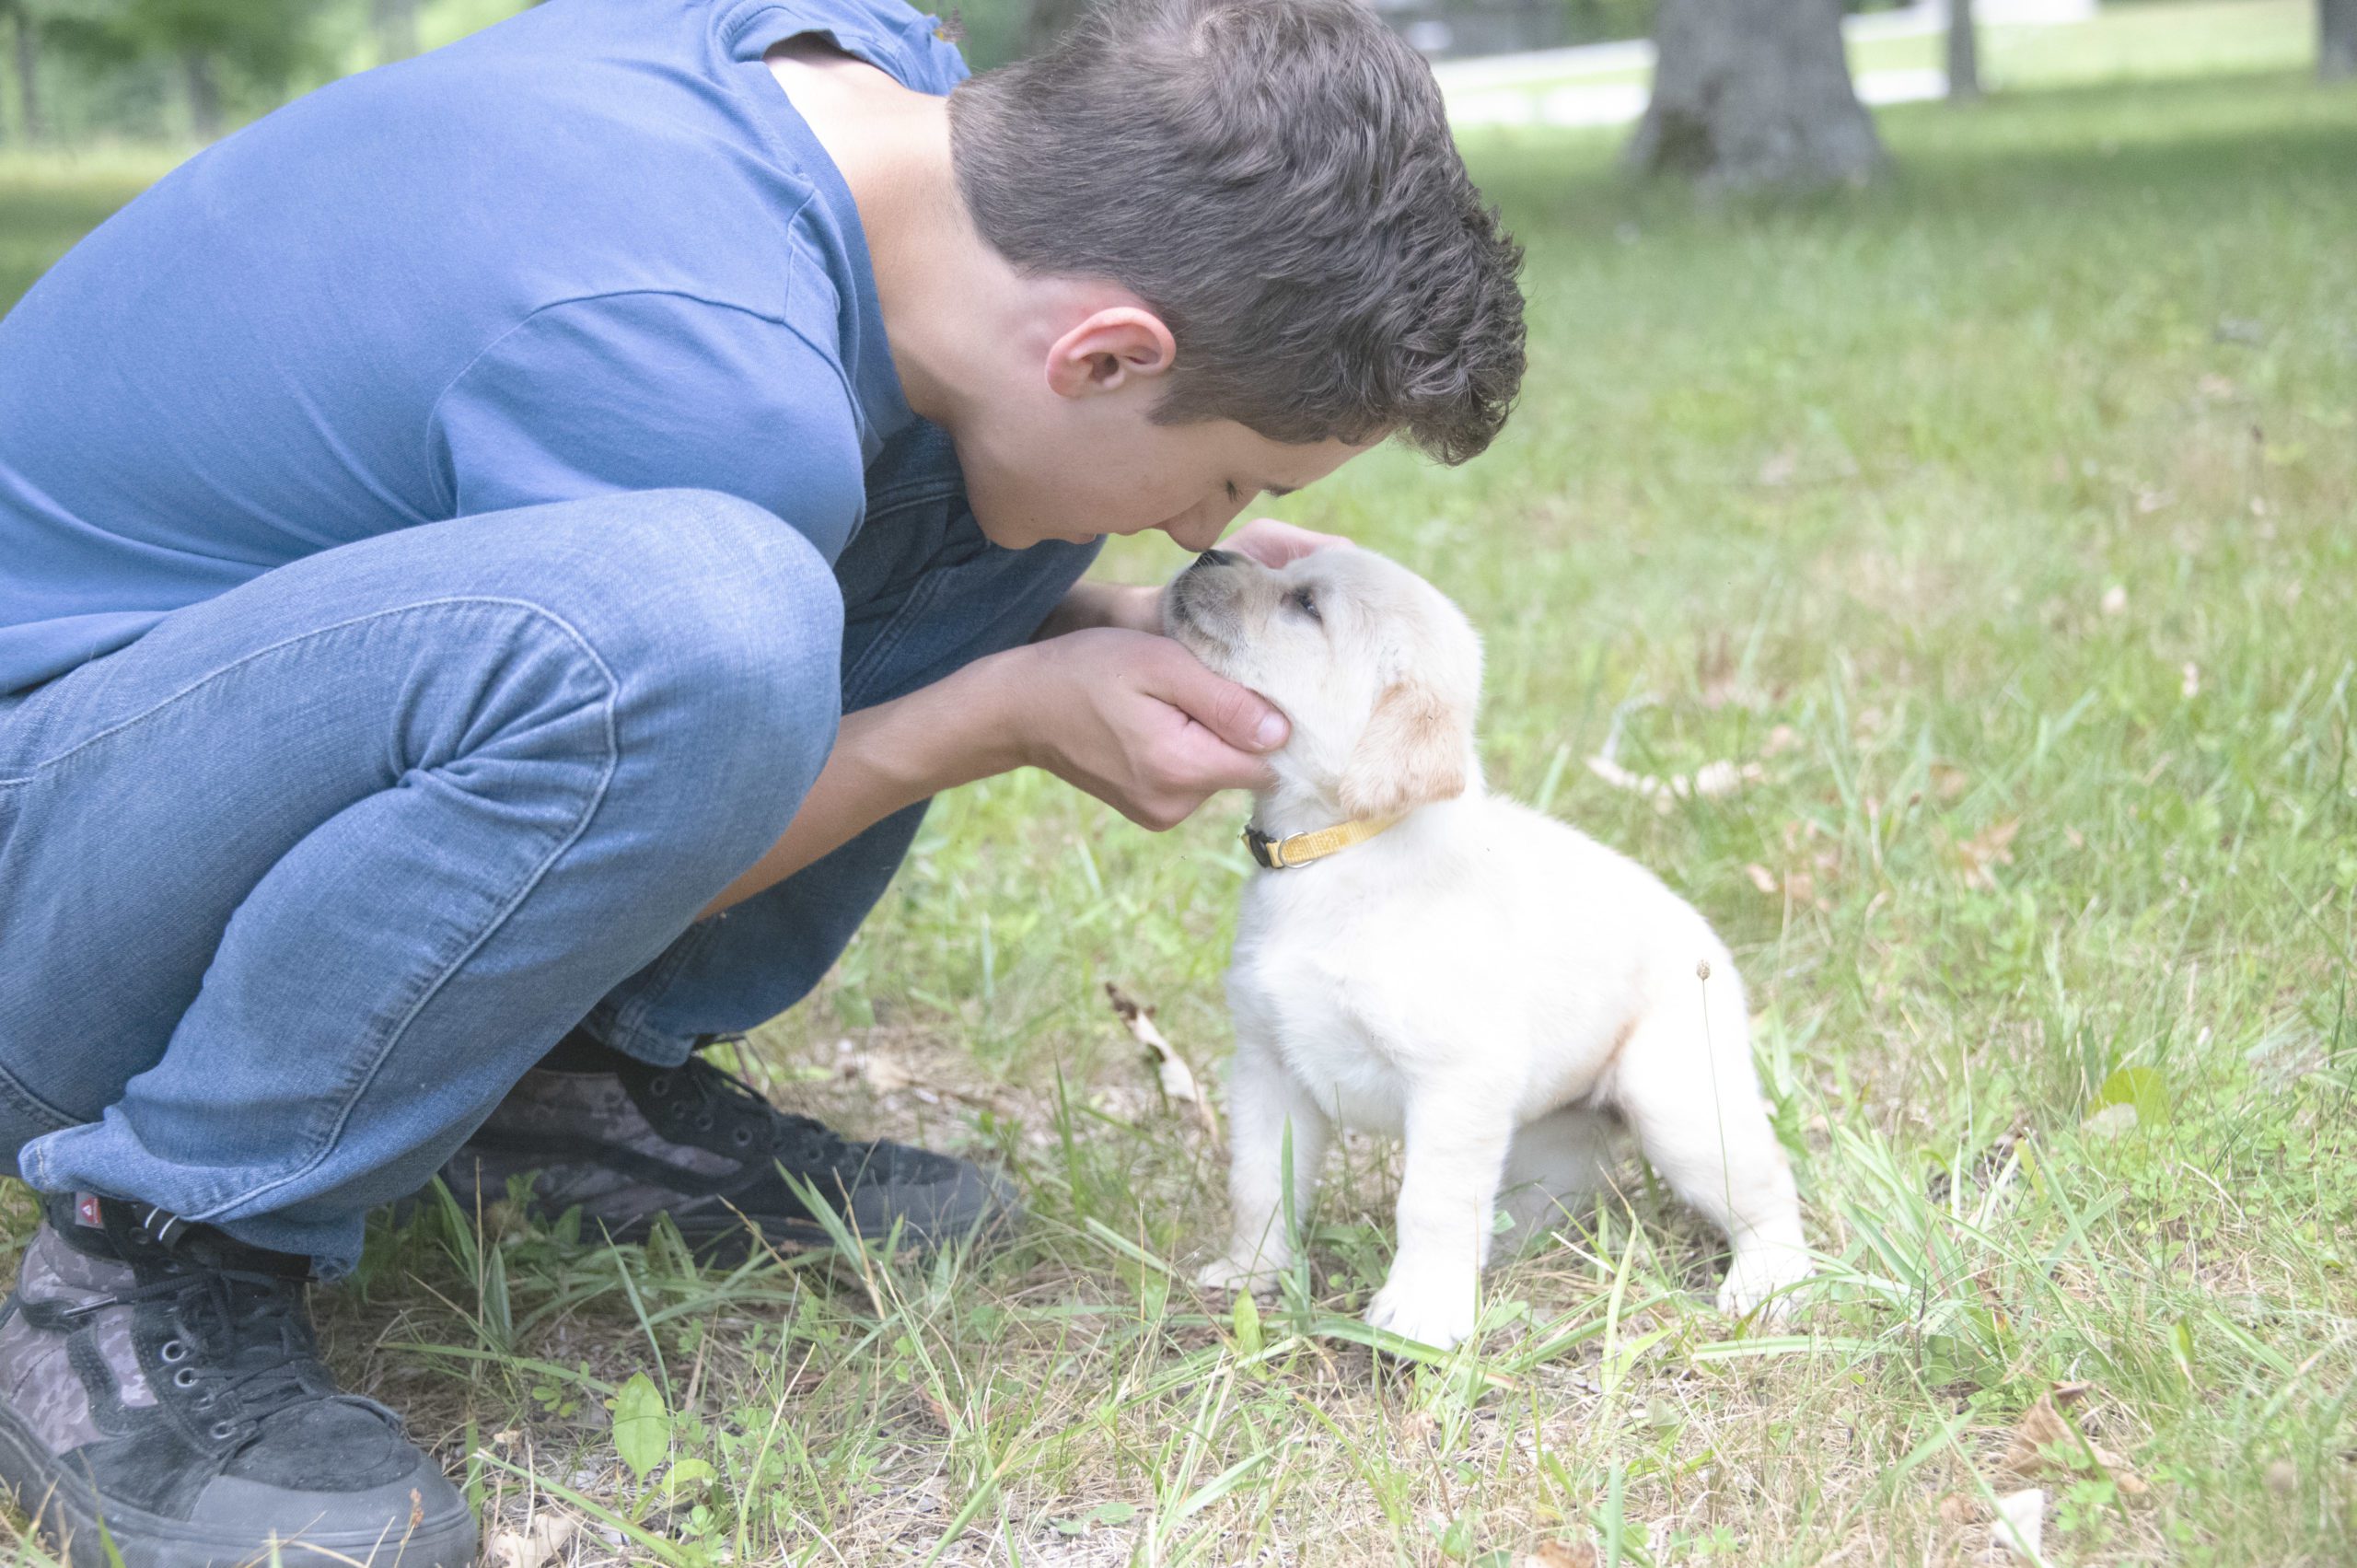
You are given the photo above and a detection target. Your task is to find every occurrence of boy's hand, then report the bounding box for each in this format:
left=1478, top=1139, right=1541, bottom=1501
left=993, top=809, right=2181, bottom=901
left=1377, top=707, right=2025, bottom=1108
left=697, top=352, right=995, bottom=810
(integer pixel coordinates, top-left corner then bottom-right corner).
left=995, top=629, right=1286, bottom=830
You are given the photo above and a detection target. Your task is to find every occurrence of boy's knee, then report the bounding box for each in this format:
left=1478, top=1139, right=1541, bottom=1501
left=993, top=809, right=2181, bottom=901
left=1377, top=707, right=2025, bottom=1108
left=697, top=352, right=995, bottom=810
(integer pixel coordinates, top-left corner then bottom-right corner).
left=630, top=491, right=839, bottom=729
left=503, top=490, right=842, bottom=859
left=635, top=490, right=842, bottom=696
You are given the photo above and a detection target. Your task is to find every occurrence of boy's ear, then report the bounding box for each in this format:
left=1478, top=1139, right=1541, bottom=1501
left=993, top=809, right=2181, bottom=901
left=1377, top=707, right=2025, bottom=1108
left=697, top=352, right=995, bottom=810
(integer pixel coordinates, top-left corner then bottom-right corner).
left=1338, top=679, right=1470, bottom=821
left=1046, top=307, right=1176, bottom=399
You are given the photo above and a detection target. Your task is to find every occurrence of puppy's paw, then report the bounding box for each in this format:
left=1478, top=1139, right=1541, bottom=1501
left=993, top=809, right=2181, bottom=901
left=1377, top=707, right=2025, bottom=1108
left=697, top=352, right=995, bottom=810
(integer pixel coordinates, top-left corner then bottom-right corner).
left=1716, top=1245, right=1815, bottom=1324
left=1364, top=1275, right=1480, bottom=1351
left=1194, top=1253, right=1283, bottom=1297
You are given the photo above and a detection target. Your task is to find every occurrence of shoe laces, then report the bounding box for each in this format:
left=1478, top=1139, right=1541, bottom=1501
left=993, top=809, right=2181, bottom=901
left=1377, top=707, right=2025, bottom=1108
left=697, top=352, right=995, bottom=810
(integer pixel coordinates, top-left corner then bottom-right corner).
left=66, top=1262, right=393, bottom=1443
left=648, top=1053, right=885, bottom=1185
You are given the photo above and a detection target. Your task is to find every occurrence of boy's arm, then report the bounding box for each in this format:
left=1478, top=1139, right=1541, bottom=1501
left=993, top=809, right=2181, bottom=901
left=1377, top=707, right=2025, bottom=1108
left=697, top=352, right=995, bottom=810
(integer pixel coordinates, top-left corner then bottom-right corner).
left=701, top=627, right=1288, bottom=917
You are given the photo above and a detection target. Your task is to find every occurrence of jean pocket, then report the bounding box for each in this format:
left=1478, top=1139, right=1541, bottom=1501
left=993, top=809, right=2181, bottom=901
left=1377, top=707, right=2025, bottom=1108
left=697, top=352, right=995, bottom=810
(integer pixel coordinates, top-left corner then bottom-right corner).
left=0, top=1059, right=84, bottom=1179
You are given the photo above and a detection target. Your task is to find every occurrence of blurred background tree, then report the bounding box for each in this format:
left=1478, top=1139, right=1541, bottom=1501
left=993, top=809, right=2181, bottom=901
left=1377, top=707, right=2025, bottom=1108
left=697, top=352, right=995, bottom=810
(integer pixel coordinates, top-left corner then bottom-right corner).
left=41, top=0, right=328, bottom=141
left=1950, top=0, right=1982, bottom=97
left=3, top=0, right=44, bottom=143
left=1, top=0, right=2349, bottom=147
left=2324, top=0, right=2355, bottom=77
left=372, top=0, right=421, bottom=64
left=1627, top=0, right=1884, bottom=185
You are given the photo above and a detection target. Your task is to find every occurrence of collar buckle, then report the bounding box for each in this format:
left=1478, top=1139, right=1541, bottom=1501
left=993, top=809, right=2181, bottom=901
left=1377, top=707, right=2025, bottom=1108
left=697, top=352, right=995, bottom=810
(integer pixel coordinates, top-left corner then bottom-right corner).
left=1242, top=825, right=1290, bottom=870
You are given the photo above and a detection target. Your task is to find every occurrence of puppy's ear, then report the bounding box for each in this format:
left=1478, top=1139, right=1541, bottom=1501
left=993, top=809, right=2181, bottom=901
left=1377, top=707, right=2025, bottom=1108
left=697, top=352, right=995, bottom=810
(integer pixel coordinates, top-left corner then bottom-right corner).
left=1338, top=679, right=1469, bottom=820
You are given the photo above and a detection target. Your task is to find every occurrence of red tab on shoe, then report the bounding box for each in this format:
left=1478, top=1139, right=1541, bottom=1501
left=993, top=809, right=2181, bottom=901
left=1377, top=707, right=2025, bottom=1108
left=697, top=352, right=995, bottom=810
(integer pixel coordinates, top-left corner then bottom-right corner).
left=74, top=1193, right=103, bottom=1229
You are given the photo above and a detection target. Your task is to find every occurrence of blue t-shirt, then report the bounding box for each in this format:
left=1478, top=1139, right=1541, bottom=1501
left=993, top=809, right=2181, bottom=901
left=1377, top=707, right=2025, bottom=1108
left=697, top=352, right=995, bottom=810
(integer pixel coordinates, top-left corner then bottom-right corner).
left=0, top=0, right=966, bottom=695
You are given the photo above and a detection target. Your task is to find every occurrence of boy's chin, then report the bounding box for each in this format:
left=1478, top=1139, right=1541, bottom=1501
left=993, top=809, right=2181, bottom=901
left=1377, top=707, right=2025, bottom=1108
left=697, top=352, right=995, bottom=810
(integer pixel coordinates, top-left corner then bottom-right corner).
left=968, top=502, right=1099, bottom=551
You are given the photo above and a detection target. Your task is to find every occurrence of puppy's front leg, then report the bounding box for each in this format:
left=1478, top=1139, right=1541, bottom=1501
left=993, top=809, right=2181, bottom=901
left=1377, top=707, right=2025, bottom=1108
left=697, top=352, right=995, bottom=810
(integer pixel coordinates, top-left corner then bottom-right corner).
left=1364, top=1091, right=1515, bottom=1350
left=1196, top=1039, right=1329, bottom=1295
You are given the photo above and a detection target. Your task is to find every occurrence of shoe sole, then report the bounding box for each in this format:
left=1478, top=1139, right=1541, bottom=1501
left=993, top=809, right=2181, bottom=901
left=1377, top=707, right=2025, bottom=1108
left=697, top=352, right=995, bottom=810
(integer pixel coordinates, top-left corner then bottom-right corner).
left=410, top=1171, right=1026, bottom=1266
left=0, top=1405, right=476, bottom=1568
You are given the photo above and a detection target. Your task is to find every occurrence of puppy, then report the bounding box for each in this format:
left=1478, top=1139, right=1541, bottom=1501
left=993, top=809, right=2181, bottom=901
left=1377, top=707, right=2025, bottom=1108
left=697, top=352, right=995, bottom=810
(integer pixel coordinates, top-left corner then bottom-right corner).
left=1167, top=546, right=1810, bottom=1349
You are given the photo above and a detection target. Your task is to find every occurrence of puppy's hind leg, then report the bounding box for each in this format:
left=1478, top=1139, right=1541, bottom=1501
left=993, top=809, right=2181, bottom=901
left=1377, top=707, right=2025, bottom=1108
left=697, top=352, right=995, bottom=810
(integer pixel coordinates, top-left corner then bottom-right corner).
left=1196, top=1038, right=1329, bottom=1296
left=1498, top=1107, right=1618, bottom=1254
left=1608, top=984, right=1811, bottom=1320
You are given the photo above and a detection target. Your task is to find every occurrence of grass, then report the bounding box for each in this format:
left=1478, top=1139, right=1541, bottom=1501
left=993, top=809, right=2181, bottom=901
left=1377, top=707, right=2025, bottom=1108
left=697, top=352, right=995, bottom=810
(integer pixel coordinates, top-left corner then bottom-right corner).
left=6, top=51, right=2357, bottom=1568
left=1472, top=0, right=2321, bottom=96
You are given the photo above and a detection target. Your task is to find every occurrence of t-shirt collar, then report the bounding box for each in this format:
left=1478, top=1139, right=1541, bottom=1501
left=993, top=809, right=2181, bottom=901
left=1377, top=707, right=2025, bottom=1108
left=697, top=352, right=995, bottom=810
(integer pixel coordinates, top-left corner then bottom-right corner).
left=718, top=1, right=970, bottom=454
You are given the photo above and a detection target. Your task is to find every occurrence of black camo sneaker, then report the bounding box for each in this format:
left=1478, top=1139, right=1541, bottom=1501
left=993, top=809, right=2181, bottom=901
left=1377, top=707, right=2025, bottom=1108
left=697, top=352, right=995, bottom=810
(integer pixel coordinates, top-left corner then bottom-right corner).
left=0, top=1191, right=473, bottom=1568
left=438, top=1029, right=1021, bottom=1262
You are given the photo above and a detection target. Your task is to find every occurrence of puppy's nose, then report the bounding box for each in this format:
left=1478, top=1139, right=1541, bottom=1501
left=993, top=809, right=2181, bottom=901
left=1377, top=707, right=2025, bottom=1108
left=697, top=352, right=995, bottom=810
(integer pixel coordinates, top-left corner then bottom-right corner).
left=1194, top=549, right=1239, bottom=569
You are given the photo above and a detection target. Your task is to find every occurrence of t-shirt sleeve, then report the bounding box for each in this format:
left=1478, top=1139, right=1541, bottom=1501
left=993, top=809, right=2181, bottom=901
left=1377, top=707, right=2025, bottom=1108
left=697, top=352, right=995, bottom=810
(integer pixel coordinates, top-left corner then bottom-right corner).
left=427, top=291, right=868, bottom=563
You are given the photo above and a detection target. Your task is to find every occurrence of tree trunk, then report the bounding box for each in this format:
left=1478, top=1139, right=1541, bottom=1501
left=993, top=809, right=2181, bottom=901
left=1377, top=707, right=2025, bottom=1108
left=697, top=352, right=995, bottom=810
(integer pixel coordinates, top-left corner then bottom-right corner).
left=1948, top=0, right=1981, bottom=99
left=1628, top=0, right=1885, bottom=190
left=2325, top=0, right=2357, bottom=81
left=182, top=49, right=221, bottom=142
left=1025, top=0, right=1087, bottom=57
left=371, top=0, right=420, bottom=64
left=10, top=6, right=40, bottom=144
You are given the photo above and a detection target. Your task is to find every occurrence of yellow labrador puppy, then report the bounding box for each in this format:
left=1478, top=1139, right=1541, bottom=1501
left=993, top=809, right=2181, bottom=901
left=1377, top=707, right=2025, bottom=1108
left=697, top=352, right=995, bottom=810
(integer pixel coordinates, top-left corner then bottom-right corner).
left=1167, top=546, right=1810, bottom=1349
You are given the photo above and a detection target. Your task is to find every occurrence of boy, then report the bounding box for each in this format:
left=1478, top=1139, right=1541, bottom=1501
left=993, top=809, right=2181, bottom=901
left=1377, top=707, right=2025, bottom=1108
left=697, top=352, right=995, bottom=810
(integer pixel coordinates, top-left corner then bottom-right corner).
left=0, top=0, right=1523, bottom=1560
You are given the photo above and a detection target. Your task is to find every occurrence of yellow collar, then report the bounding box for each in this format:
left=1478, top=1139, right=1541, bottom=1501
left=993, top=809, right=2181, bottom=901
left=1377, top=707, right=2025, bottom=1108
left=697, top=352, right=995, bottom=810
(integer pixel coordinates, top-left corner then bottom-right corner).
left=1242, top=815, right=1400, bottom=870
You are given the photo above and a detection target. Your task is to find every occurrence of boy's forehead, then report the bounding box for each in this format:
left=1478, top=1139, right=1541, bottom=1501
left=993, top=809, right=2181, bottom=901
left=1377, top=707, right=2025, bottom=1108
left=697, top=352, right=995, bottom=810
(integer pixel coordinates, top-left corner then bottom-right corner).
left=1245, top=429, right=1378, bottom=488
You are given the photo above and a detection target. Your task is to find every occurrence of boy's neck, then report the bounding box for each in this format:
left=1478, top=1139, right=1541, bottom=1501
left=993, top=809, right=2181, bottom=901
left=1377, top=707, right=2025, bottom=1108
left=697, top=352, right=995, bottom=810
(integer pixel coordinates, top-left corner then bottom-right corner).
left=765, top=41, right=1016, bottom=432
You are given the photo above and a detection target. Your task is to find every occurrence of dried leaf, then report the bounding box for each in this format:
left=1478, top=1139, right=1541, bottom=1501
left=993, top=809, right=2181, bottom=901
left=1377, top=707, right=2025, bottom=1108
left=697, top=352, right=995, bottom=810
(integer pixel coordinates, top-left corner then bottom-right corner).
left=855, top=1053, right=917, bottom=1095
left=1690, top=759, right=1758, bottom=796
left=1955, top=819, right=2021, bottom=891
left=1523, top=1543, right=1599, bottom=1568
left=1935, top=1492, right=1975, bottom=1526
left=1585, top=754, right=1764, bottom=813
left=488, top=1514, right=576, bottom=1568
left=1745, top=864, right=1779, bottom=896
left=2002, top=1391, right=2149, bottom=1495
left=2000, top=1396, right=2073, bottom=1479
left=2097, top=1445, right=2151, bottom=1495
left=1106, top=983, right=1218, bottom=1138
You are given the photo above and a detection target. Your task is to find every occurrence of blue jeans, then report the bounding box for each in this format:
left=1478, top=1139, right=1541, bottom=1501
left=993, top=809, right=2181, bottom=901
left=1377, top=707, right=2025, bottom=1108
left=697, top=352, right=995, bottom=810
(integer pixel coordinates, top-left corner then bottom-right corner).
left=0, top=424, right=1098, bottom=1274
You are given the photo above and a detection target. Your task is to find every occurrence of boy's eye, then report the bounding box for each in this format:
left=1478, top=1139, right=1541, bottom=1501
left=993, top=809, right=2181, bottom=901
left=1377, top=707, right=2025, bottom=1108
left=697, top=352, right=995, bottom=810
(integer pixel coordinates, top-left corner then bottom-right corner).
left=1224, top=482, right=1242, bottom=504
left=1287, top=587, right=1321, bottom=622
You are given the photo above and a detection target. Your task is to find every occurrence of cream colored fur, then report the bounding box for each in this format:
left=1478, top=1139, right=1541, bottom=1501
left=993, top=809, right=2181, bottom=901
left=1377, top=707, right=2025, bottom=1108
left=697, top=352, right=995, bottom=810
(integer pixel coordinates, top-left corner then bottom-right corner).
left=1166, top=547, right=1811, bottom=1350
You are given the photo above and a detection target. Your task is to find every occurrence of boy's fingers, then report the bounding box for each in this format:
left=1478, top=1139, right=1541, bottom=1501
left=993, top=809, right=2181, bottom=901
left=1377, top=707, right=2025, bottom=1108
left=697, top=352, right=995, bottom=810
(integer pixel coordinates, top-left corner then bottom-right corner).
left=1147, top=647, right=1288, bottom=753
left=1167, top=724, right=1281, bottom=795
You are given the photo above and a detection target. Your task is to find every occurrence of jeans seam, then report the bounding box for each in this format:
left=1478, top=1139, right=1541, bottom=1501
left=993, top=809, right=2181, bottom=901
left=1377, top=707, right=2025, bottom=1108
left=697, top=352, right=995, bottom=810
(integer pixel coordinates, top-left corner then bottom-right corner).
left=862, top=475, right=963, bottom=517
left=167, top=601, right=625, bottom=1224
left=5, top=598, right=619, bottom=782
left=603, top=921, right=724, bottom=1054
left=841, top=564, right=954, bottom=709
left=0, top=1063, right=79, bottom=1141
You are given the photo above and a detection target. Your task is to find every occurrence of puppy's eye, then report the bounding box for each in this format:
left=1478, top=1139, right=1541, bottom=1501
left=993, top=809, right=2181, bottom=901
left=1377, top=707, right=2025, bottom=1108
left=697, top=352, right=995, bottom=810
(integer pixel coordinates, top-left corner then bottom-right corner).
left=1286, top=587, right=1322, bottom=622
